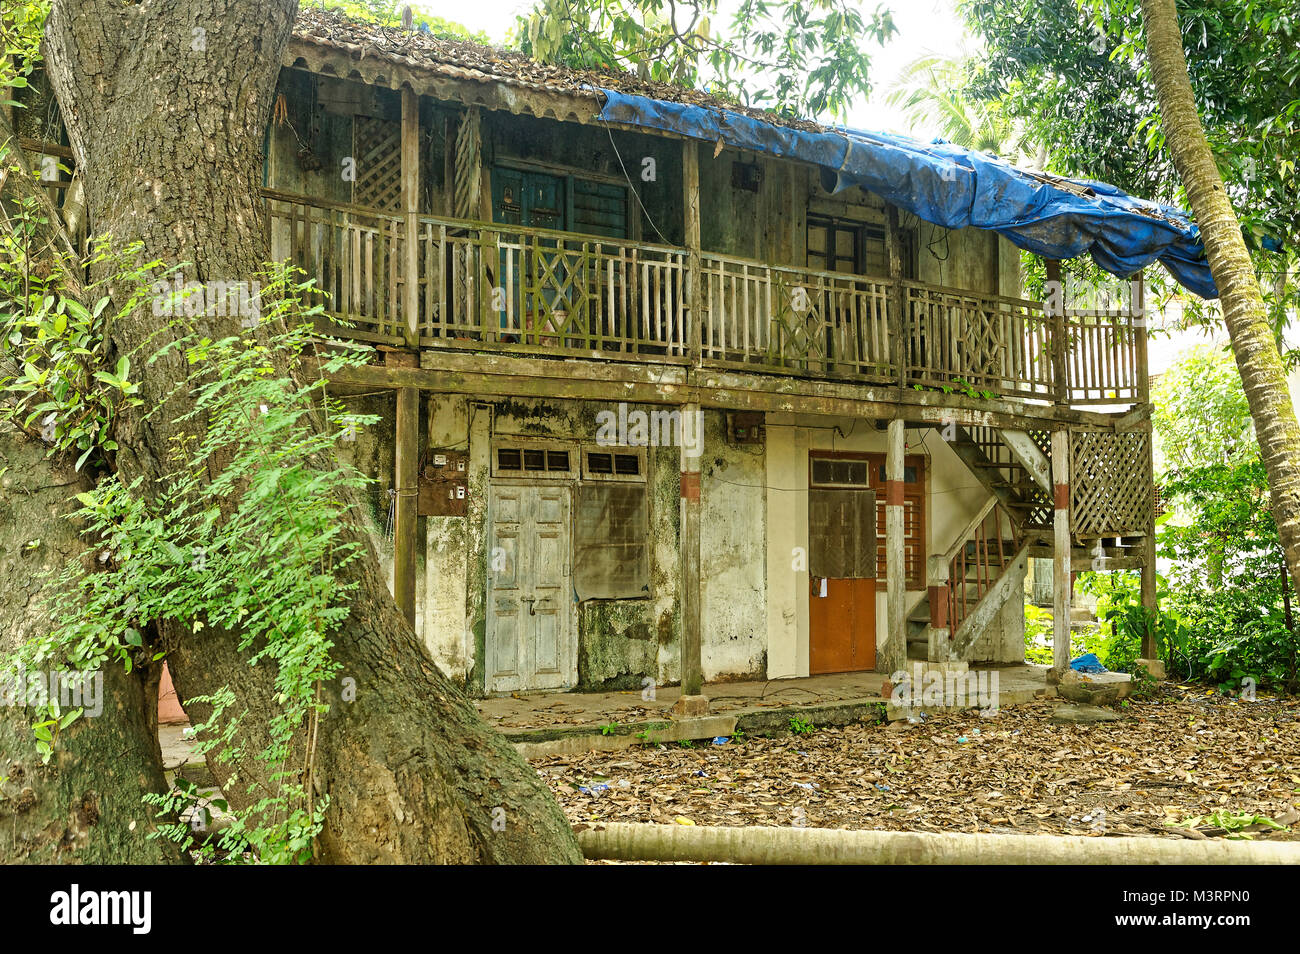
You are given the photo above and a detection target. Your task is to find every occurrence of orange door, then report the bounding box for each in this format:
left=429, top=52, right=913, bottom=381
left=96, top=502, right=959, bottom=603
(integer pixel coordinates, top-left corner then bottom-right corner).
left=808, top=484, right=877, bottom=674
left=810, top=577, right=876, bottom=674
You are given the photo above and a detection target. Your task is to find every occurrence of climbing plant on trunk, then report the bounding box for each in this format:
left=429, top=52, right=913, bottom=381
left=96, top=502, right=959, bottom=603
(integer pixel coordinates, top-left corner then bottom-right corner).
left=1138, top=0, right=1300, bottom=599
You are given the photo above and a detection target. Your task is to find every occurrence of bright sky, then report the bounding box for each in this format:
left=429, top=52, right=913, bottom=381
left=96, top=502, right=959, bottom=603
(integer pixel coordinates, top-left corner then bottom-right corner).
left=414, top=0, right=973, bottom=136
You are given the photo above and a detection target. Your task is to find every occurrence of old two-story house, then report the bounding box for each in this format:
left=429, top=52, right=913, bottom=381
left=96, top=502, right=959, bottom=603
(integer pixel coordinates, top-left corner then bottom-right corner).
left=24, top=8, right=1212, bottom=706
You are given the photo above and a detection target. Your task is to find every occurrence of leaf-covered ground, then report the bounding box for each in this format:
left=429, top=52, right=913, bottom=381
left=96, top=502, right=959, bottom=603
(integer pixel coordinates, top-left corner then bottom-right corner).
left=533, top=686, right=1300, bottom=839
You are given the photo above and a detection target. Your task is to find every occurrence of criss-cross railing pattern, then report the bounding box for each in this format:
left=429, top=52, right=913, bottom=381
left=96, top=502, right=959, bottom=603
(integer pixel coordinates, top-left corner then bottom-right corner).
left=265, top=191, right=1143, bottom=407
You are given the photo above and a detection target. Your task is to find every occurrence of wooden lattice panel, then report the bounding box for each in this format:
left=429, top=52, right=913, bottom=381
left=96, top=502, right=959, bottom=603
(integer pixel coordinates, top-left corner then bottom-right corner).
left=1025, top=428, right=1053, bottom=528
left=454, top=107, right=482, bottom=220
left=1069, top=430, right=1152, bottom=536
left=353, top=115, right=402, bottom=213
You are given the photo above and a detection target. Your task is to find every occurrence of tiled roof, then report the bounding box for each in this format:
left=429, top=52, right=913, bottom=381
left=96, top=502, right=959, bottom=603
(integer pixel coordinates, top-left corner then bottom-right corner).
left=289, top=6, right=823, bottom=132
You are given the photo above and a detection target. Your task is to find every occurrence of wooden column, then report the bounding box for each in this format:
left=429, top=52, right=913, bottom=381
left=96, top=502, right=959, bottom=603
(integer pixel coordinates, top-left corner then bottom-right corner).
left=1134, top=274, right=1158, bottom=657
left=676, top=402, right=706, bottom=708
left=683, top=139, right=702, bottom=364
left=1051, top=427, right=1072, bottom=671
left=401, top=87, right=421, bottom=350
left=885, top=206, right=906, bottom=388
left=1133, top=273, right=1149, bottom=404
left=884, top=418, right=907, bottom=675
left=1046, top=258, right=1067, bottom=406
left=392, top=352, right=419, bottom=626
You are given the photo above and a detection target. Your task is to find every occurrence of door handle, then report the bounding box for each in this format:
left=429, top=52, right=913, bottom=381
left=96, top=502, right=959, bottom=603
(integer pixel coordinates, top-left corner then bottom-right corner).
left=521, top=596, right=536, bottom=615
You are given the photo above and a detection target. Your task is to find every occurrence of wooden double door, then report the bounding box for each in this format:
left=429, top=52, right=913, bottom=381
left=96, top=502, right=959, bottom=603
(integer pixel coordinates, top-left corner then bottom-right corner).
left=808, top=485, right=878, bottom=674
left=485, top=483, right=575, bottom=693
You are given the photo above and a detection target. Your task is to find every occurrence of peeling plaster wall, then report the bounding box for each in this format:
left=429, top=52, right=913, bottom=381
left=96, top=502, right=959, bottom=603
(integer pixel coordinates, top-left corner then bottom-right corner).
left=424, top=395, right=471, bottom=678
left=764, top=414, right=1014, bottom=677
left=334, top=388, right=427, bottom=639
left=700, top=410, right=767, bottom=682
left=416, top=397, right=685, bottom=694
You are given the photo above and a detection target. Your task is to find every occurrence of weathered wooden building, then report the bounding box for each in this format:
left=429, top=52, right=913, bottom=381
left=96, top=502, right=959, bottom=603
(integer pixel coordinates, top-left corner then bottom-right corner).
left=23, top=9, right=1179, bottom=702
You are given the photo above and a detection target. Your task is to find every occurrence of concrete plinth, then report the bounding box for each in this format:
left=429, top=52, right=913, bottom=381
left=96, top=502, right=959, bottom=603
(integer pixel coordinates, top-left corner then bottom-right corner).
left=1134, top=658, right=1166, bottom=681
left=671, top=694, right=710, bottom=718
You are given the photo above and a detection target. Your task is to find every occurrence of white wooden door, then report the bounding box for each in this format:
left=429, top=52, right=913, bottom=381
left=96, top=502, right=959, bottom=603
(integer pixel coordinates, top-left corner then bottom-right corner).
left=486, top=483, right=574, bottom=693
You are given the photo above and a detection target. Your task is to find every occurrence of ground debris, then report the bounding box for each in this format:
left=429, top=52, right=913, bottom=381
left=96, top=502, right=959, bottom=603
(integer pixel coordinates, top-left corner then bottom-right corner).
left=532, top=688, right=1300, bottom=840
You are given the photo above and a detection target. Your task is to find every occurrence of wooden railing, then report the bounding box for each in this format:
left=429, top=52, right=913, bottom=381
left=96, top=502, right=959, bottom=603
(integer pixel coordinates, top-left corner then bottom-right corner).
left=903, top=283, right=1054, bottom=401
left=1064, top=312, right=1142, bottom=405
left=415, top=218, right=691, bottom=357
left=264, top=191, right=1145, bottom=406
left=930, top=499, right=1015, bottom=636
left=699, top=255, right=895, bottom=382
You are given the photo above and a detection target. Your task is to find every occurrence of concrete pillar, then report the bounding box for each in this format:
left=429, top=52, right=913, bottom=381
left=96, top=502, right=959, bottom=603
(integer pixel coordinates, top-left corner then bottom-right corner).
left=674, top=402, right=707, bottom=715
left=883, top=418, right=907, bottom=675
left=1051, top=428, right=1072, bottom=671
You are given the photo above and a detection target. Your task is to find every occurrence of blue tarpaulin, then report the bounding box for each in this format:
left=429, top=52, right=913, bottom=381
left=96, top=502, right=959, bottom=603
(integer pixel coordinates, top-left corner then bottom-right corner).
left=597, top=88, right=1218, bottom=299
left=1070, top=653, right=1109, bottom=674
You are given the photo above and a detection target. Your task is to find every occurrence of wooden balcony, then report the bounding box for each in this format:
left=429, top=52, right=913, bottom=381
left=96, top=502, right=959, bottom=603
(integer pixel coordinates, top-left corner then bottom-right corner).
left=265, top=190, right=1145, bottom=410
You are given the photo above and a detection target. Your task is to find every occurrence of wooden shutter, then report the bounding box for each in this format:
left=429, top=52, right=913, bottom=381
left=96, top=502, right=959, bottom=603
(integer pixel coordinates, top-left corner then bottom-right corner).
left=809, top=489, right=877, bottom=578
left=573, top=483, right=650, bottom=600
left=571, top=178, right=628, bottom=238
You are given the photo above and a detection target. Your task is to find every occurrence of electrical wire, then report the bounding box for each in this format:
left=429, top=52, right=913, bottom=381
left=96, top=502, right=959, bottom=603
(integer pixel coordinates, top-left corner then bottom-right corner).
left=600, top=118, right=674, bottom=247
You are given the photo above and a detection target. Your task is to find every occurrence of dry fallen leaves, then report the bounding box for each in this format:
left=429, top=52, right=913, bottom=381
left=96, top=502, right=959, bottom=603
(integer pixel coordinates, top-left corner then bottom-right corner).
left=532, top=687, right=1300, bottom=840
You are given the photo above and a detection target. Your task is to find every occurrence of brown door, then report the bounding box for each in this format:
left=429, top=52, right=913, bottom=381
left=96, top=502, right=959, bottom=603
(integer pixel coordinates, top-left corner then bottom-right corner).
left=808, top=487, right=877, bottom=674
left=810, top=577, right=876, bottom=673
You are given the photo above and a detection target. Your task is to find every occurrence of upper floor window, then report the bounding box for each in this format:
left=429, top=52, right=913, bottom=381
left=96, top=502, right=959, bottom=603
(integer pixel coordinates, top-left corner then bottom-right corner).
left=807, top=214, right=916, bottom=280
left=492, top=167, right=630, bottom=239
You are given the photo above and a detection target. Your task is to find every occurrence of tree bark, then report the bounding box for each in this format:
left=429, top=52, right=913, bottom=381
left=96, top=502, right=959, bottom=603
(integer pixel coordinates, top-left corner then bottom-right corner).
left=0, top=112, right=179, bottom=864
left=0, top=427, right=181, bottom=864
left=40, top=0, right=580, bottom=863
left=1140, top=0, right=1300, bottom=598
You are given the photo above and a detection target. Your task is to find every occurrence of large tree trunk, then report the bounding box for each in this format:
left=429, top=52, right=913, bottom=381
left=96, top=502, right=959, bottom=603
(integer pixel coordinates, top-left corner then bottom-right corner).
left=0, top=113, right=178, bottom=864
left=40, top=0, right=580, bottom=863
left=1140, top=0, right=1300, bottom=597
left=0, top=427, right=181, bottom=864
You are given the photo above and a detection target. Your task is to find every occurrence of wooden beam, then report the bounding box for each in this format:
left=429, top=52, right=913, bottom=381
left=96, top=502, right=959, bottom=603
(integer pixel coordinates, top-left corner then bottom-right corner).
left=1134, top=273, right=1149, bottom=405
left=322, top=351, right=1141, bottom=432
left=883, top=418, right=907, bottom=675
left=1051, top=428, right=1072, bottom=671
left=401, top=87, right=421, bottom=349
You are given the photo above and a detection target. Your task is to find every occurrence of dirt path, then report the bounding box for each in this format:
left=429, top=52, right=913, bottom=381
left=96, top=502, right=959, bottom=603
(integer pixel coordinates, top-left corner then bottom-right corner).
left=533, top=687, right=1300, bottom=840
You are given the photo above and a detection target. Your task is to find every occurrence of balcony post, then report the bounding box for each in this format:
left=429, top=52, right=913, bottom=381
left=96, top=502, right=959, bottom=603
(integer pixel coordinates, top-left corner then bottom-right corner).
left=1046, top=258, right=1067, bottom=405
left=683, top=139, right=702, bottom=364
left=673, top=401, right=708, bottom=716
left=401, top=86, right=420, bottom=349
left=883, top=417, right=908, bottom=676
left=886, top=206, right=906, bottom=388
left=1134, top=272, right=1149, bottom=404
left=391, top=351, right=420, bottom=626
left=1051, top=427, right=1072, bottom=672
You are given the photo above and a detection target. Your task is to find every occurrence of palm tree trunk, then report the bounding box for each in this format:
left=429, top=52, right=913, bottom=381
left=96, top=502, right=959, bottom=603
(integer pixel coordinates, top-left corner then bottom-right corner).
left=1140, top=0, right=1300, bottom=598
